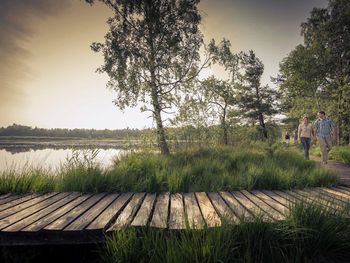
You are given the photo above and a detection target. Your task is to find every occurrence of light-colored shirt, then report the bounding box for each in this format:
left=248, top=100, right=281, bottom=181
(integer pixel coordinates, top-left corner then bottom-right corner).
left=298, top=123, right=312, bottom=138
left=314, top=118, right=334, bottom=137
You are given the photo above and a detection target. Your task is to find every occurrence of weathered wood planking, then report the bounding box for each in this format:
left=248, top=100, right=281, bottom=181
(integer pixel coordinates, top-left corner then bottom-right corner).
left=0, top=195, right=24, bottom=206
left=317, top=187, right=350, bottom=201
left=231, top=191, right=271, bottom=221
left=150, top=192, right=169, bottom=228
left=195, top=192, right=221, bottom=227
left=0, top=187, right=350, bottom=245
left=261, top=190, right=291, bottom=207
left=108, top=193, right=145, bottom=230
left=183, top=193, right=204, bottom=229
left=208, top=192, right=238, bottom=223
left=0, top=194, right=40, bottom=212
left=219, top=191, right=252, bottom=220
left=87, top=193, right=131, bottom=231
left=250, top=190, right=288, bottom=216
left=44, top=193, right=106, bottom=231
left=3, top=193, right=80, bottom=232
left=65, top=194, right=118, bottom=231
left=131, top=193, right=156, bottom=227
left=168, top=193, right=185, bottom=229
left=0, top=193, right=56, bottom=220
left=0, top=193, right=68, bottom=230
left=241, top=190, right=284, bottom=221
left=0, top=193, right=11, bottom=200
left=23, top=194, right=92, bottom=232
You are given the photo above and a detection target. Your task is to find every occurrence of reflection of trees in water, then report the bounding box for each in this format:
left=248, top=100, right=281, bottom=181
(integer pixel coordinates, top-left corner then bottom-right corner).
left=0, top=140, right=198, bottom=154
left=0, top=144, right=137, bottom=154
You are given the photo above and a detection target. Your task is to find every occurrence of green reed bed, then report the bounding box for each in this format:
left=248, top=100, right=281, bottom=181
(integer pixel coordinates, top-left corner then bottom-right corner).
left=101, top=200, right=350, bottom=263
left=310, top=145, right=350, bottom=164
left=0, top=143, right=338, bottom=193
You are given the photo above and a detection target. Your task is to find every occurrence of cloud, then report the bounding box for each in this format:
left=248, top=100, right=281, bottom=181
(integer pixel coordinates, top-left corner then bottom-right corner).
left=0, top=0, right=71, bottom=118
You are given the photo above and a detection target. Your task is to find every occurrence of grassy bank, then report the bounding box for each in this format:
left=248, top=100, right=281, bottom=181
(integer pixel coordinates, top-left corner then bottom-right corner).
left=0, top=143, right=337, bottom=193
left=101, top=200, right=350, bottom=263
left=310, top=145, right=350, bottom=164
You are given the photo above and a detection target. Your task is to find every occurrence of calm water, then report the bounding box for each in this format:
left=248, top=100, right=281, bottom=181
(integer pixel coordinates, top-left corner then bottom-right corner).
left=0, top=148, right=126, bottom=173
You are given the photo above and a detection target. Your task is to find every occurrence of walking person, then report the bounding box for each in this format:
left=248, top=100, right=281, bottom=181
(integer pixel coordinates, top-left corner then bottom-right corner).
left=313, top=111, right=335, bottom=164
left=298, top=116, right=314, bottom=159
left=285, top=131, right=290, bottom=146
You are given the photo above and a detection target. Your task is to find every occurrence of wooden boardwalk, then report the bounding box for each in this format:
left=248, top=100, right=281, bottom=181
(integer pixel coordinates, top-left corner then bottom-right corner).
left=1, top=187, right=350, bottom=245
left=323, top=160, right=350, bottom=186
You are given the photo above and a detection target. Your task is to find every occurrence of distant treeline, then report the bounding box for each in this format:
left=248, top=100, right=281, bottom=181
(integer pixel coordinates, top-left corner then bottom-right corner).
left=0, top=124, right=145, bottom=139
left=0, top=123, right=282, bottom=145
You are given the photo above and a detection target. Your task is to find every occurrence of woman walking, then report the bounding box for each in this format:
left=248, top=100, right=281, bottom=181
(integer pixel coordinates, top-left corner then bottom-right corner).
left=298, top=116, right=314, bottom=159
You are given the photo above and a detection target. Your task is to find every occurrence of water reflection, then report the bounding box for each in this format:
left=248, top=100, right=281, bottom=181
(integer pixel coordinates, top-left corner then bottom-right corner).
left=0, top=148, right=125, bottom=173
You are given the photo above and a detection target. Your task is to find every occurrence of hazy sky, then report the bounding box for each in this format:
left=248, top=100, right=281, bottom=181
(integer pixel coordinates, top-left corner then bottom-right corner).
left=0, top=0, right=328, bottom=129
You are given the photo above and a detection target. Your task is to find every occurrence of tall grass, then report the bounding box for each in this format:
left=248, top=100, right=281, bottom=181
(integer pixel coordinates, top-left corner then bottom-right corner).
left=310, top=145, right=350, bottom=164
left=0, top=143, right=338, bottom=193
left=101, top=200, right=350, bottom=263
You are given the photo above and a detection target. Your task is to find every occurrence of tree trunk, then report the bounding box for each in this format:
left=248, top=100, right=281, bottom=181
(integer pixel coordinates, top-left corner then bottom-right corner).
left=221, top=107, right=228, bottom=145
left=258, top=113, right=268, bottom=139
left=151, top=87, right=170, bottom=155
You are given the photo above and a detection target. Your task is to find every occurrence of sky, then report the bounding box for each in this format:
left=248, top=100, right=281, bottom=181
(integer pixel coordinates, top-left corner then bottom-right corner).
left=0, top=0, right=328, bottom=129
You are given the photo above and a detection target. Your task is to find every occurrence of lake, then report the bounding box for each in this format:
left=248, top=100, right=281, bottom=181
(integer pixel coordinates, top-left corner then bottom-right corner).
left=0, top=148, right=127, bottom=173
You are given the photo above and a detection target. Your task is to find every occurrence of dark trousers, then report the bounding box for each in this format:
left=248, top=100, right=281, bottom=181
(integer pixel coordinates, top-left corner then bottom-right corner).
left=300, top=137, right=311, bottom=159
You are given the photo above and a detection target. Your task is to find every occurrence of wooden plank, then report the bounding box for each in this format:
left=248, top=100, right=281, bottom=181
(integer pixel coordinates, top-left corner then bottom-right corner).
left=231, top=191, right=271, bottom=221
left=241, top=190, right=284, bottom=221
left=208, top=192, right=238, bottom=223
left=313, top=188, right=349, bottom=204
left=287, top=190, right=313, bottom=201
left=331, top=187, right=350, bottom=198
left=0, top=193, right=41, bottom=212
left=338, top=186, right=350, bottom=193
left=168, top=193, right=185, bottom=229
left=0, top=193, right=57, bottom=220
left=87, top=193, right=132, bottom=231
left=22, top=194, right=92, bottom=232
left=108, top=193, right=146, bottom=230
left=0, top=194, right=25, bottom=206
left=44, top=193, right=106, bottom=231
left=150, top=192, right=170, bottom=229
left=261, top=190, right=291, bottom=207
left=131, top=193, right=156, bottom=227
left=3, top=193, right=78, bottom=232
left=220, top=191, right=252, bottom=220
left=289, top=190, right=338, bottom=212
left=63, top=194, right=119, bottom=231
left=183, top=193, right=205, bottom=229
left=317, top=187, right=350, bottom=201
left=299, top=189, right=344, bottom=210
left=250, top=190, right=289, bottom=215
left=274, top=190, right=299, bottom=203
left=195, top=192, right=221, bottom=227
left=0, top=193, right=12, bottom=200
left=0, top=193, right=67, bottom=230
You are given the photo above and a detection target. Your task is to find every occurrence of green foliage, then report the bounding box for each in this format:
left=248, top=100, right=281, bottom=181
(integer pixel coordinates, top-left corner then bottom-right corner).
left=238, top=50, right=280, bottom=139
left=0, top=144, right=337, bottom=193
left=90, top=0, right=208, bottom=154
left=310, top=145, right=350, bottom=164
left=278, top=0, right=350, bottom=144
left=101, top=201, right=350, bottom=262
left=329, top=146, right=350, bottom=164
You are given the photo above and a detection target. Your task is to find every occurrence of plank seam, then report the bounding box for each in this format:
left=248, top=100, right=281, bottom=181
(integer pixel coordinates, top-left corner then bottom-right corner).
left=102, top=193, right=134, bottom=231
left=62, top=193, right=108, bottom=231
left=248, top=191, right=285, bottom=216
left=84, top=193, right=121, bottom=230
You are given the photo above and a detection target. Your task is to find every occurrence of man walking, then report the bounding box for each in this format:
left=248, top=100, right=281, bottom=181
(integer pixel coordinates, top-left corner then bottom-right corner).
left=314, top=111, right=335, bottom=164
